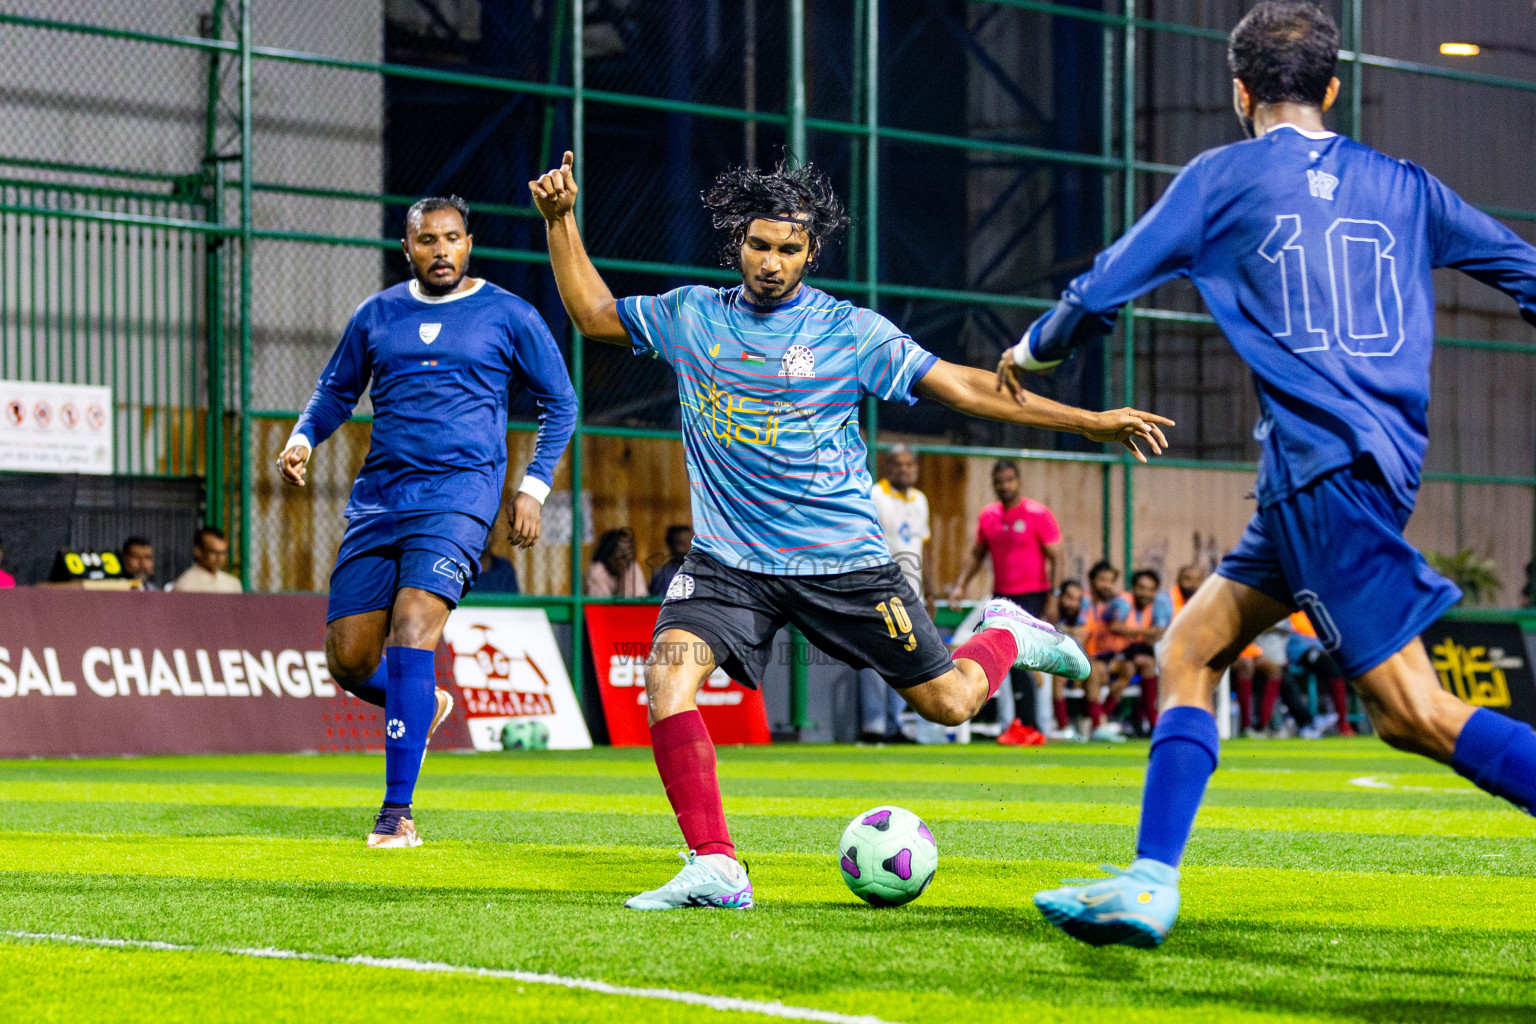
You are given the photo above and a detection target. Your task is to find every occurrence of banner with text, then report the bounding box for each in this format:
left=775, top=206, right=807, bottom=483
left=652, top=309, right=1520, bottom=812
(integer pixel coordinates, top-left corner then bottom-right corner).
left=0, top=589, right=473, bottom=757
left=441, top=606, right=591, bottom=750
left=1422, top=618, right=1536, bottom=727
left=584, top=604, right=771, bottom=747
left=0, top=380, right=113, bottom=474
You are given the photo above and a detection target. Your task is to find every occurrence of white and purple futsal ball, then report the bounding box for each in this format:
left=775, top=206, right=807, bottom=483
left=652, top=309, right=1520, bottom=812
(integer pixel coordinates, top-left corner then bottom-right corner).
left=838, top=805, right=938, bottom=907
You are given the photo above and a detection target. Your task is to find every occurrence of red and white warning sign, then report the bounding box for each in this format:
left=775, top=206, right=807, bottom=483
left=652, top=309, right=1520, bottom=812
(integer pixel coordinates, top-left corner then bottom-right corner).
left=0, top=380, right=113, bottom=474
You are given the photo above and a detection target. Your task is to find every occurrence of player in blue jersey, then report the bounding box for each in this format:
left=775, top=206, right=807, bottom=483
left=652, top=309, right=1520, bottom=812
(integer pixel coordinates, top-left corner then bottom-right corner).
left=1001, top=2, right=1536, bottom=947
left=530, top=153, right=1173, bottom=909
left=277, top=196, right=576, bottom=848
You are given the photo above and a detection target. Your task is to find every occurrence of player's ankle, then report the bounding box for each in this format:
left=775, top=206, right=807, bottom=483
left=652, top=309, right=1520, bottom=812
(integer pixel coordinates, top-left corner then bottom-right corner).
left=697, top=852, right=742, bottom=882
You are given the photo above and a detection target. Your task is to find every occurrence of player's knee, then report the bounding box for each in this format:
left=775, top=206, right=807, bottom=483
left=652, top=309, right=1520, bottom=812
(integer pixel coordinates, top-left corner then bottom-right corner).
left=909, top=687, right=974, bottom=727
left=325, top=637, right=377, bottom=686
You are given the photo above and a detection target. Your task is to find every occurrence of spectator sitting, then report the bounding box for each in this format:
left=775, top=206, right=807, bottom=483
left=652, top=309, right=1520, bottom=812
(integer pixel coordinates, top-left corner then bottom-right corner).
left=1081, top=561, right=1134, bottom=741
left=648, top=524, right=694, bottom=596
left=1102, top=569, right=1172, bottom=736
left=121, top=536, right=159, bottom=591
left=477, top=547, right=521, bottom=594
left=170, top=526, right=242, bottom=593
left=1047, top=579, right=1096, bottom=741
left=586, top=527, right=646, bottom=597
left=0, top=535, right=13, bottom=588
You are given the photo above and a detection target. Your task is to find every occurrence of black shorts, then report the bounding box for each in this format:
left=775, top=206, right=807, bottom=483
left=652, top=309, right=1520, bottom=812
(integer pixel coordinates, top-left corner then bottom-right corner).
left=655, top=551, right=954, bottom=690
left=997, top=590, right=1050, bottom=618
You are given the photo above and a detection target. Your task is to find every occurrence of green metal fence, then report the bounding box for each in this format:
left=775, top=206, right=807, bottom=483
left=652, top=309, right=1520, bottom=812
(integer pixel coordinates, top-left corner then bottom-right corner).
left=1, top=2, right=1534, bottom=691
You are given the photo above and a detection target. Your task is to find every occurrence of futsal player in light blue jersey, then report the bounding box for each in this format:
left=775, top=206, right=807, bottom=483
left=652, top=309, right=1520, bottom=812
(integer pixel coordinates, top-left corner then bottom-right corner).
left=998, top=2, right=1536, bottom=947
left=531, top=152, right=1174, bottom=909
left=278, top=197, right=576, bottom=848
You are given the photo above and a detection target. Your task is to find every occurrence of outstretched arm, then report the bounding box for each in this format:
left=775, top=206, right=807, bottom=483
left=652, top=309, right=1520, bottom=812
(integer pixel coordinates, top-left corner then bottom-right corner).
left=996, top=161, right=1205, bottom=398
left=530, top=152, right=630, bottom=345
left=915, top=359, right=1172, bottom=462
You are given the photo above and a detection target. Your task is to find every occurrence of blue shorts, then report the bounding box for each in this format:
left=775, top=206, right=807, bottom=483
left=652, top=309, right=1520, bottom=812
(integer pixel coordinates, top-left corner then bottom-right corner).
left=1217, top=459, right=1461, bottom=679
left=327, top=511, right=488, bottom=623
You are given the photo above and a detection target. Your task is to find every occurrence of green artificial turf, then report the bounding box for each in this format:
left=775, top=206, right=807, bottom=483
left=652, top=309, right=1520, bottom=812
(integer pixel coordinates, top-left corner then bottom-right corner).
left=2, top=740, right=1533, bottom=1022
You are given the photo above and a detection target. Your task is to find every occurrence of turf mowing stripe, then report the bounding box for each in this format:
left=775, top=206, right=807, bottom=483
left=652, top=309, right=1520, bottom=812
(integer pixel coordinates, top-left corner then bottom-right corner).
left=3, top=931, right=905, bottom=1024
left=1, top=781, right=1523, bottom=837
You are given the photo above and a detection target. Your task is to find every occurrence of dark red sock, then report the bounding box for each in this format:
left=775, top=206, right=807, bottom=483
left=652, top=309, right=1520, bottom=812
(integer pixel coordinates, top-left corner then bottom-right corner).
left=1089, top=701, right=1105, bottom=729
left=1142, top=675, right=1159, bottom=728
left=954, top=628, right=1019, bottom=700
left=1054, top=698, right=1070, bottom=729
left=650, top=710, right=733, bottom=858
left=1329, top=678, right=1350, bottom=719
left=1235, top=674, right=1253, bottom=731
left=1259, top=678, right=1281, bottom=731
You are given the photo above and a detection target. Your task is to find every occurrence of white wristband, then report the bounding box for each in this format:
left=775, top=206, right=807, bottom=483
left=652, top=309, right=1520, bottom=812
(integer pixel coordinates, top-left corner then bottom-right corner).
left=1010, top=339, right=1062, bottom=372
left=284, top=434, right=313, bottom=461
left=517, top=474, right=551, bottom=504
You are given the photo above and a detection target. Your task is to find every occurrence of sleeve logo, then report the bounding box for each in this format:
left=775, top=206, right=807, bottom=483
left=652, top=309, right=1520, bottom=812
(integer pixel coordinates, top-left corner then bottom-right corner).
left=778, top=344, right=816, bottom=378
left=419, top=323, right=442, bottom=344
left=665, top=573, right=695, bottom=601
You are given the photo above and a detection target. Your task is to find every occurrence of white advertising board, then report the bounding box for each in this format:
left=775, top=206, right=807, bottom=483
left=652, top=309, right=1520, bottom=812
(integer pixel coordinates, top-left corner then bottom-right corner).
left=441, top=606, right=592, bottom=751
left=0, top=380, right=113, bottom=475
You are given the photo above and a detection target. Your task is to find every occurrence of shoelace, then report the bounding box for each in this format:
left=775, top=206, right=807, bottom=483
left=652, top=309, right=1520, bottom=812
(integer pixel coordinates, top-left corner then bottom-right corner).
left=372, top=808, right=411, bottom=836
left=655, top=850, right=746, bottom=892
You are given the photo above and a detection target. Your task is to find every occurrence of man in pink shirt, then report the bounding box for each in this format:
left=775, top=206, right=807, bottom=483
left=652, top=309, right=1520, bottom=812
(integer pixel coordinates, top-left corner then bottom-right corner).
left=949, top=460, right=1063, bottom=744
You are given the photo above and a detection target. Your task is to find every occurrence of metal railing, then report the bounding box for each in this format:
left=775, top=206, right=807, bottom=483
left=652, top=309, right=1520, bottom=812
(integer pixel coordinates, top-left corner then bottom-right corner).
left=1, top=2, right=1534, bottom=703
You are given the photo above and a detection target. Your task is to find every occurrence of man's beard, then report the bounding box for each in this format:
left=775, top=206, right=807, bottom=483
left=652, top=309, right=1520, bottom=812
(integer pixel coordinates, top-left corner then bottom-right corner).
left=414, top=261, right=468, bottom=296
left=742, top=271, right=803, bottom=308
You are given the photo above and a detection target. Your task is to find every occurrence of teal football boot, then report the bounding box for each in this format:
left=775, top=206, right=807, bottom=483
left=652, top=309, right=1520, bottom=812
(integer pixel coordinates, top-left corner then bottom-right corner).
left=979, top=598, right=1091, bottom=681
left=1033, top=859, right=1181, bottom=947
left=625, top=851, right=754, bottom=910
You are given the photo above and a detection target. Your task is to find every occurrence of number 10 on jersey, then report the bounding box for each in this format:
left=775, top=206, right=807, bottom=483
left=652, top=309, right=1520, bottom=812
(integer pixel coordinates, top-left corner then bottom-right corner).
left=1257, top=214, right=1404, bottom=358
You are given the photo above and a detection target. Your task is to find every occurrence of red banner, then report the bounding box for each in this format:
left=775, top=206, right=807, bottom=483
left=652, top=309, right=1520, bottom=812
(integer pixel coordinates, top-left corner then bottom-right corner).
left=0, top=589, right=473, bottom=757
left=584, top=603, right=771, bottom=747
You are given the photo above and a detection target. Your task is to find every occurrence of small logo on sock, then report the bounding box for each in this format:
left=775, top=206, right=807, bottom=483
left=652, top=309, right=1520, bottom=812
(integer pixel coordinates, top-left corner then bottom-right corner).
left=386, top=718, right=406, bottom=739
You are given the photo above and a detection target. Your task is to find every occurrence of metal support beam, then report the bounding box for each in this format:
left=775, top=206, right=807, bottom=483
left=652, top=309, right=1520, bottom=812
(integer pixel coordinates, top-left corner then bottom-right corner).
left=237, top=0, right=253, bottom=588
left=788, top=0, right=806, bottom=165
left=569, top=0, right=587, bottom=694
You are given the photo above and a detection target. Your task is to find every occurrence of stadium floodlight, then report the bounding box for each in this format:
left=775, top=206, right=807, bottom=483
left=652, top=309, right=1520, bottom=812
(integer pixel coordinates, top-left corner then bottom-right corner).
left=1439, top=42, right=1481, bottom=56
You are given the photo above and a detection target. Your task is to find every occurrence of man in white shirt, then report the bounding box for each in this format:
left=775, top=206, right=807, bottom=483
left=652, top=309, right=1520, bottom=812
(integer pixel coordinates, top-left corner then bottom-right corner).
left=859, top=445, right=931, bottom=742
left=170, top=526, right=243, bottom=594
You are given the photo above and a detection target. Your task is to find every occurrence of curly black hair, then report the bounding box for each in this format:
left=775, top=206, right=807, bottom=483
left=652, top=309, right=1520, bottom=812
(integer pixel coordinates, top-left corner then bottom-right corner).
left=1228, top=2, right=1339, bottom=107
left=701, top=161, right=849, bottom=270
left=405, top=194, right=471, bottom=235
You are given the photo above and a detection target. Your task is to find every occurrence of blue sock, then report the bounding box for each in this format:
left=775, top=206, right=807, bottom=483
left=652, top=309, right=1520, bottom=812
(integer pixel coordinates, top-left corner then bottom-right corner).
left=1452, top=708, right=1536, bottom=814
left=339, top=655, right=387, bottom=708
left=383, top=646, right=436, bottom=806
left=1135, top=706, right=1220, bottom=868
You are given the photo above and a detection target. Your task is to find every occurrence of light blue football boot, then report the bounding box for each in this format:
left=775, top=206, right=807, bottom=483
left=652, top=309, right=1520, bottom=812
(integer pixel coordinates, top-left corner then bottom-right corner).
left=979, top=598, right=1091, bottom=682
left=1033, top=859, right=1181, bottom=948
left=625, top=851, right=754, bottom=910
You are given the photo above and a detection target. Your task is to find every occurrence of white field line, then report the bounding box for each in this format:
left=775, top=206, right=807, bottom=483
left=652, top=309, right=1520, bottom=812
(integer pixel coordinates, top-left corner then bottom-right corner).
left=3, top=930, right=904, bottom=1024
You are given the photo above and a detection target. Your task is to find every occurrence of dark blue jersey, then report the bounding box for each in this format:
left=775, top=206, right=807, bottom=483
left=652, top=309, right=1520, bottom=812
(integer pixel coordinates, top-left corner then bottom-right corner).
left=1022, top=124, right=1536, bottom=510
left=292, top=279, right=577, bottom=525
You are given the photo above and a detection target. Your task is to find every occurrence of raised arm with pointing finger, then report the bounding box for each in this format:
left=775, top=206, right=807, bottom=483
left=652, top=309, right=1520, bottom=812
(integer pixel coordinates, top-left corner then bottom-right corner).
left=531, top=151, right=1174, bottom=461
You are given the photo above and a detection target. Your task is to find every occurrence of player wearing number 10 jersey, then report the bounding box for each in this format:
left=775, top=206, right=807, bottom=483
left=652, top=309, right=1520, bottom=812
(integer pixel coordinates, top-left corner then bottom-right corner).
left=1008, top=1, right=1536, bottom=948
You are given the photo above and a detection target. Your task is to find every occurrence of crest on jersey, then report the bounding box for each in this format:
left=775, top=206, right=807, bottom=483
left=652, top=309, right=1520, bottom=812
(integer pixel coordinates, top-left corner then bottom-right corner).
left=419, top=322, right=442, bottom=344
left=666, top=573, right=695, bottom=601
left=1306, top=169, right=1339, bottom=201
left=778, top=344, right=816, bottom=379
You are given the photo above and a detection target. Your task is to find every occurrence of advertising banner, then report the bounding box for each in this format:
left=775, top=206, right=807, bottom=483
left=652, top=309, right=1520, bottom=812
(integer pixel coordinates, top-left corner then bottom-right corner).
left=1422, top=618, right=1536, bottom=727
left=584, top=603, right=771, bottom=747
left=0, top=380, right=113, bottom=474
left=0, top=589, right=473, bottom=757
left=441, top=606, right=591, bottom=750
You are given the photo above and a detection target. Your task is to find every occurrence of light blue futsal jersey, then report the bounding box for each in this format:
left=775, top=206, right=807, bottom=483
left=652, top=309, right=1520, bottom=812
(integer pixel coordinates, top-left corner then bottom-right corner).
left=616, top=284, right=938, bottom=576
